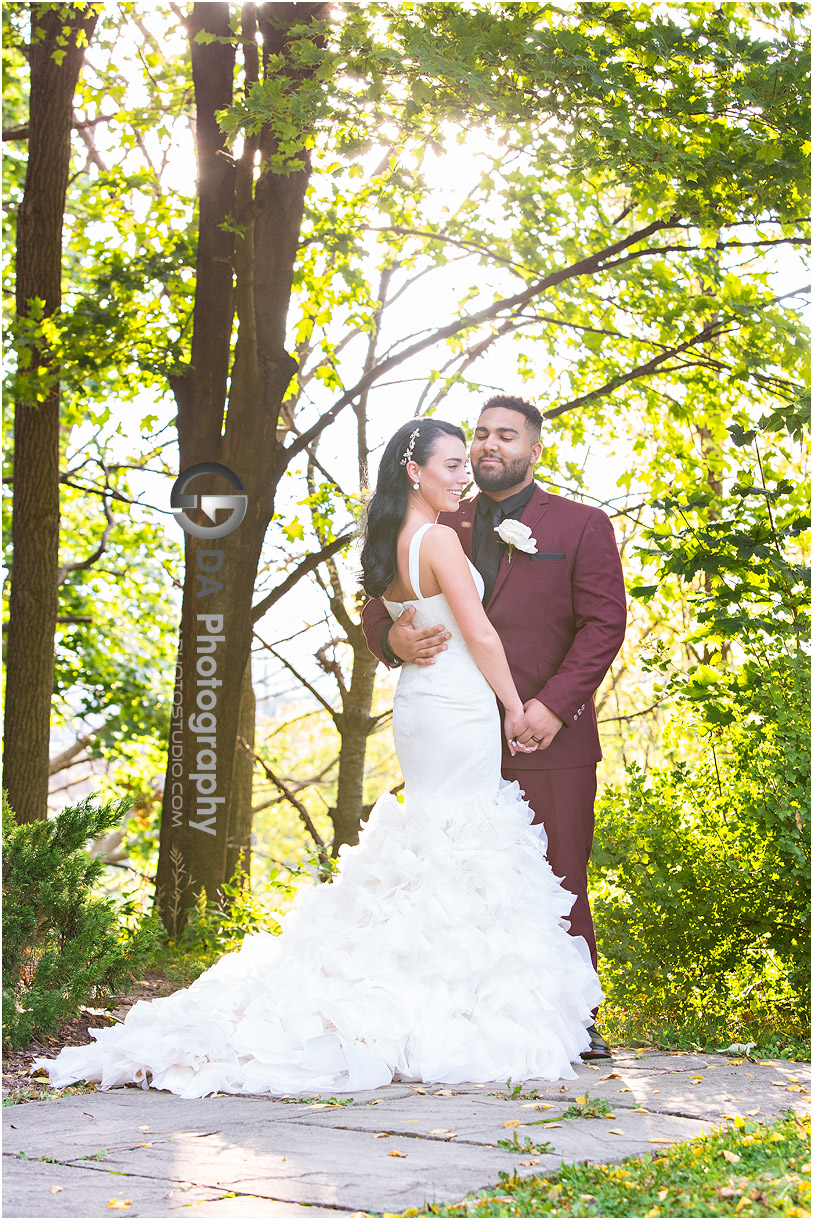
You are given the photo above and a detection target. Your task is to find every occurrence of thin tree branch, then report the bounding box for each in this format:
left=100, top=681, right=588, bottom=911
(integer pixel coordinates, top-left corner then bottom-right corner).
left=598, top=701, right=664, bottom=723
left=238, top=736, right=331, bottom=872
left=253, top=631, right=336, bottom=717
left=48, top=716, right=120, bottom=775
left=285, top=217, right=677, bottom=461
left=3, top=113, right=117, bottom=141
left=57, top=489, right=117, bottom=583
left=543, top=318, right=735, bottom=419
left=250, top=529, right=355, bottom=623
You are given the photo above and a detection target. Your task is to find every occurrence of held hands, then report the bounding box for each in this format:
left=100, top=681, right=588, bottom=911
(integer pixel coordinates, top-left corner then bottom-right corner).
left=520, top=698, right=564, bottom=750
left=388, top=606, right=450, bottom=666
left=503, top=708, right=536, bottom=756
left=504, top=700, right=564, bottom=754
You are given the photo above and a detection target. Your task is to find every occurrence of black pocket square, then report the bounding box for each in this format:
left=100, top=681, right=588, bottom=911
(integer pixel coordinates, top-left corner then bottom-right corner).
left=531, top=552, right=566, bottom=560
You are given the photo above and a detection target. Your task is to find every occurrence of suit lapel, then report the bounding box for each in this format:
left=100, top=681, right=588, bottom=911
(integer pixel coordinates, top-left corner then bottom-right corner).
left=444, top=495, right=476, bottom=559
left=486, top=484, right=550, bottom=610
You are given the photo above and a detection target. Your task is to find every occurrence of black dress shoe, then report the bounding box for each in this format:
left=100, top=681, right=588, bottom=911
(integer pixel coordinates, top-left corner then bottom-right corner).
left=581, top=1023, right=612, bottom=1060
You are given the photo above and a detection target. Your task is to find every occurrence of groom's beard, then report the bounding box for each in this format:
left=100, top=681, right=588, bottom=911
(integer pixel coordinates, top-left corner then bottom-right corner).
left=472, top=453, right=533, bottom=493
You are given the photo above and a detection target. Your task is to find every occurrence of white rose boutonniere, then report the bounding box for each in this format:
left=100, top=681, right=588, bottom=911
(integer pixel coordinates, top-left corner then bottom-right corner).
left=495, top=518, right=538, bottom=562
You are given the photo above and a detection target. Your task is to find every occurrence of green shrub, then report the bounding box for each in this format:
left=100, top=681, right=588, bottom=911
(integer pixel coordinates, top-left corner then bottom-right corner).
left=592, top=733, right=807, bottom=1034
left=2, top=791, right=162, bottom=1052
left=596, top=405, right=810, bottom=1038
left=179, top=854, right=297, bottom=956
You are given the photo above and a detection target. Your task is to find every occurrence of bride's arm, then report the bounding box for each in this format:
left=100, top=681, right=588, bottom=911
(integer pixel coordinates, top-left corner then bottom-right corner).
left=422, top=525, right=527, bottom=733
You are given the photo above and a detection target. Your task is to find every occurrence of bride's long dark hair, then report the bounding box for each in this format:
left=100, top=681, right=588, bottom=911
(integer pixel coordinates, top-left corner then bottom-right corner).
left=360, top=418, right=466, bottom=597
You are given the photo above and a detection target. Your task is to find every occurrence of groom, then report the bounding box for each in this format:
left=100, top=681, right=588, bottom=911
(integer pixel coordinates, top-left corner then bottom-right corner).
left=361, top=395, right=627, bottom=1059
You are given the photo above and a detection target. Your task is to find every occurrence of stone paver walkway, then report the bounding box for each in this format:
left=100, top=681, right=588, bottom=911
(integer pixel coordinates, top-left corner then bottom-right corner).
left=3, top=1051, right=809, bottom=1217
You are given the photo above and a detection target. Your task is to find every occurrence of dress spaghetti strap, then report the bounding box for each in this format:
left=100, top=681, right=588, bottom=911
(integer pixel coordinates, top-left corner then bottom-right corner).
left=407, top=522, right=433, bottom=600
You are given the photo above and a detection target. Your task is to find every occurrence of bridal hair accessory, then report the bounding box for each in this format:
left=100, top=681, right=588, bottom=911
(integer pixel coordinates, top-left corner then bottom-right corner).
left=400, top=427, right=421, bottom=466
left=495, top=518, right=538, bottom=562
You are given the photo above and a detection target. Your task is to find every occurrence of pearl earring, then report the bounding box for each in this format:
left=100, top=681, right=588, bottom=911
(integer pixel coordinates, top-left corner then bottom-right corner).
left=413, top=481, right=419, bottom=490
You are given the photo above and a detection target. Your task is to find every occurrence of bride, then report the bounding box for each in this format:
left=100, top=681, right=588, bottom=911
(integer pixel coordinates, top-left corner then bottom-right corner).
left=33, top=418, right=601, bottom=1099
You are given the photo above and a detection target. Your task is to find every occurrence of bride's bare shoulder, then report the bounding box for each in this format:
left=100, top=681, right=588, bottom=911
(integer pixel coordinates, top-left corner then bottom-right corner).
left=423, top=523, right=464, bottom=551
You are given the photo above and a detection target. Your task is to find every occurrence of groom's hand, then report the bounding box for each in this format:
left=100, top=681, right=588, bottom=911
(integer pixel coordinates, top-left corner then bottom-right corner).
left=388, top=606, right=450, bottom=666
left=521, top=699, right=564, bottom=750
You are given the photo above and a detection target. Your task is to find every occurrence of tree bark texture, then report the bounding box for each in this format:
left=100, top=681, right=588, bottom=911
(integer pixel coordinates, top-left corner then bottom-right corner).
left=4, top=3, right=97, bottom=823
left=330, top=632, right=379, bottom=853
left=156, top=2, right=330, bottom=930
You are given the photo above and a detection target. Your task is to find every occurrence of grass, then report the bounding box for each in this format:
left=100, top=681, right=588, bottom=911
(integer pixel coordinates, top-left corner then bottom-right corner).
left=412, top=1111, right=810, bottom=1218
left=2, top=1081, right=95, bottom=1107
left=597, top=1001, right=810, bottom=1064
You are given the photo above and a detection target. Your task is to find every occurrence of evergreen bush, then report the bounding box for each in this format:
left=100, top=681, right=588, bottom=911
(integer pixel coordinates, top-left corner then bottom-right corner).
left=2, top=791, right=162, bottom=1052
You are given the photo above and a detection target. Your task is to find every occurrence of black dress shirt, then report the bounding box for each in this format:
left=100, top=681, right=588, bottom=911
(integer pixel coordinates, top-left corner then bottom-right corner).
left=472, top=482, right=536, bottom=603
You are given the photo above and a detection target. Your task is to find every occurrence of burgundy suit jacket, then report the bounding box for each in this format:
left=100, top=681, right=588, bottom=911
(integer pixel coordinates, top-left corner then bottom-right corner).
left=360, top=484, right=627, bottom=770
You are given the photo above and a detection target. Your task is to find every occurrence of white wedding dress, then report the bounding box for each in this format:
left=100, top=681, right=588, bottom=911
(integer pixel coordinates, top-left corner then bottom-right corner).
left=33, top=524, right=601, bottom=1099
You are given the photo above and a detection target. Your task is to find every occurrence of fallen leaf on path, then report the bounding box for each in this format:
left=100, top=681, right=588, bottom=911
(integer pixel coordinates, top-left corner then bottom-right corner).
left=648, top=1138, right=674, bottom=1144
left=786, top=1085, right=805, bottom=1092
left=137, top=1126, right=150, bottom=1133
left=503, top=1119, right=520, bottom=1128
left=608, top=1129, right=625, bottom=1135
left=388, top=1150, right=407, bottom=1158
left=575, top=1096, right=586, bottom=1103
left=372, top=1132, right=389, bottom=1139
left=50, top=1186, right=63, bottom=1194
left=786, top=1075, right=800, bottom=1083
left=428, top=1129, right=457, bottom=1136
left=521, top=1102, right=552, bottom=1109
left=434, top=1089, right=454, bottom=1096
left=108, top=1201, right=132, bottom=1210
left=518, top=1159, right=539, bottom=1165
left=720, top=1150, right=741, bottom=1163
left=605, top=1072, right=623, bottom=1079
left=747, top=1108, right=761, bottom=1115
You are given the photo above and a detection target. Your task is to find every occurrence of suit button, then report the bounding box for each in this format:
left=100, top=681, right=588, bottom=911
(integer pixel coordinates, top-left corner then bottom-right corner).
left=573, top=714, right=578, bottom=721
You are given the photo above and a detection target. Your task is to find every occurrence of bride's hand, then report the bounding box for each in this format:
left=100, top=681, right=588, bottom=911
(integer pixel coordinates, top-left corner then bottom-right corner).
left=504, top=709, right=536, bottom=756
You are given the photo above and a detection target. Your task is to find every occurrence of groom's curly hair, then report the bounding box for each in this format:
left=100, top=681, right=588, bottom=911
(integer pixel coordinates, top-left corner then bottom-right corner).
left=480, top=395, right=543, bottom=439
left=359, top=418, right=465, bottom=598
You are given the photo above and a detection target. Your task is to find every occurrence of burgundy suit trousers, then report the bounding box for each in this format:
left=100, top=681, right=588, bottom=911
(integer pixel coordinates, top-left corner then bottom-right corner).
left=502, top=763, right=599, bottom=984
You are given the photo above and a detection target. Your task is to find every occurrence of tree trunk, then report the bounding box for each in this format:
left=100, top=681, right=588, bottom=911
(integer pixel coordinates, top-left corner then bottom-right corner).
left=228, top=658, right=256, bottom=882
left=155, top=2, right=329, bottom=931
left=331, top=633, right=378, bottom=852
left=4, top=3, right=97, bottom=823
